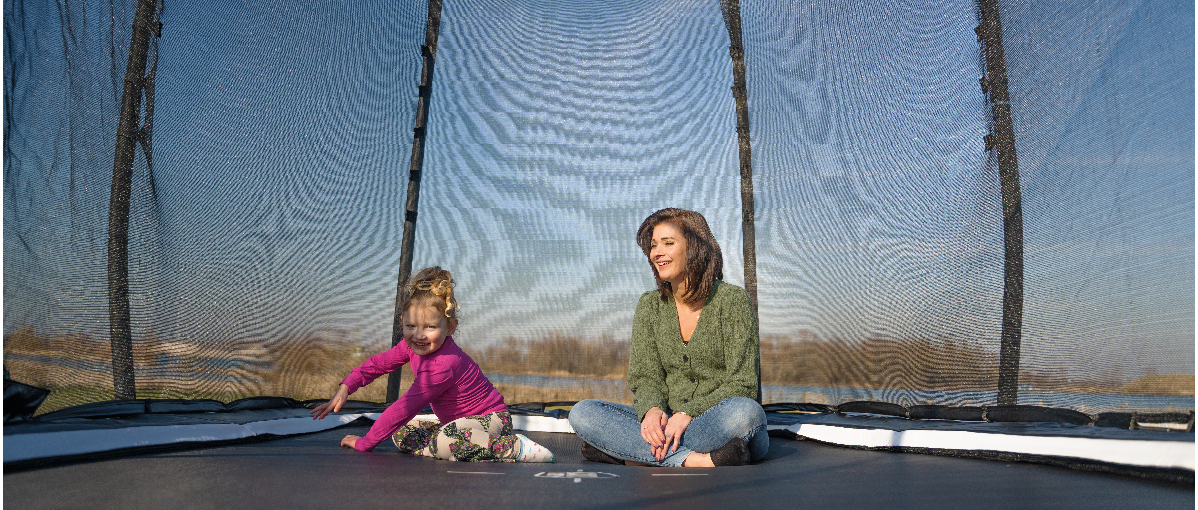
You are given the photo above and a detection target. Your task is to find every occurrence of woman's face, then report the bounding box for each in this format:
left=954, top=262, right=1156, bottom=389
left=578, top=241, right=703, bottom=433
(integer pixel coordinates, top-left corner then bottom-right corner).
left=650, top=222, right=687, bottom=288
left=403, top=305, right=457, bottom=356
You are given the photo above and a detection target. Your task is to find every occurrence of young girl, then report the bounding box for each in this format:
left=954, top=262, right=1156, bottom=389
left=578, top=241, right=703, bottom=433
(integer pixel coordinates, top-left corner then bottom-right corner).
left=311, top=266, right=554, bottom=463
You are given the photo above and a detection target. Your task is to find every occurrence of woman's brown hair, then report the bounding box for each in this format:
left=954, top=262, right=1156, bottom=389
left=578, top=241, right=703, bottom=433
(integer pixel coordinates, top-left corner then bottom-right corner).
left=636, top=208, right=723, bottom=306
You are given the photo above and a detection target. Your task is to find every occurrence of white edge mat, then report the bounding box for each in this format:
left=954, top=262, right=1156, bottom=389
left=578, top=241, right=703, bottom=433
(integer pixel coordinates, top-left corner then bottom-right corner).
left=11, top=415, right=1188, bottom=470
left=768, top=423, right=1195, bottom=471
left=5, top=413, right=575, bottom=463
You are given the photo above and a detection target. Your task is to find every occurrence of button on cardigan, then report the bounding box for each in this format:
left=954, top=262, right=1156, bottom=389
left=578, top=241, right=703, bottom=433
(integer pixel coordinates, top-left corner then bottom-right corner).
left=628, top=280, right=760, bottom=421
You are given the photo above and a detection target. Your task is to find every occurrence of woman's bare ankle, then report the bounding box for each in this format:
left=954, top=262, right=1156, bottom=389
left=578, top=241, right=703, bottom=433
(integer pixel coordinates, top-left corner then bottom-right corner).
left=682, top=452, right=715, bottom=467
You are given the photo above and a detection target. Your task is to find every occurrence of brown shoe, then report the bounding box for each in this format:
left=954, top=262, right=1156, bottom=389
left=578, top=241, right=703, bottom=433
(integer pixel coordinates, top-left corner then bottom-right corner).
left=581, top=442, right=626, bottom=465
left=710, top=438, right=750, bottom=466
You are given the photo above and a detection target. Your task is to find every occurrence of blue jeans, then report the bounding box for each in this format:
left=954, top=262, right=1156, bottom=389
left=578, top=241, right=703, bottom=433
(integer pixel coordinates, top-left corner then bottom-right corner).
left=569, top=397, right=769, bottom=467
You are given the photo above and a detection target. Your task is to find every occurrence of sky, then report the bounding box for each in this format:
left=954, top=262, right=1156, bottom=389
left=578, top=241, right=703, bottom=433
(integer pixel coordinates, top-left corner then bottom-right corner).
left=4, top=0, right=1194, bottom=381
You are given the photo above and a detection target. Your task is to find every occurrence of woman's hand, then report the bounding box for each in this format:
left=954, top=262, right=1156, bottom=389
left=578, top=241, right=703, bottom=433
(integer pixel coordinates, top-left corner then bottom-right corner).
left=340, top=435, right=360, bottom=449
left=663, top=412, right=692, bottom=454
left=310, top=384, right=350, bottom=420
left=640, top=407, right=669, bottom=460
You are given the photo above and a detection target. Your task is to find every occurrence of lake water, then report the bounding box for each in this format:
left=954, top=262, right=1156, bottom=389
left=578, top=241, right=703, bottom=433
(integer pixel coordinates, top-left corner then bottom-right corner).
left=486, top=374, right=1194, bottom=413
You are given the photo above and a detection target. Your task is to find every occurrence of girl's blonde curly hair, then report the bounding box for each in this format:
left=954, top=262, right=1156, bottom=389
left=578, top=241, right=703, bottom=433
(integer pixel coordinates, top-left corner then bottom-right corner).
left=400, top=266, right=460, bottom=319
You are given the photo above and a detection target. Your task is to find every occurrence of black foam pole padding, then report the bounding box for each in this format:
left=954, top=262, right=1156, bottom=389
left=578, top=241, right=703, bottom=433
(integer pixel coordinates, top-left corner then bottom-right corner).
left=719, top=0, right=762, bottom=404
left=107, top=0, right=160, bottom=401
left=978, top=0, right=1026, bottom=407
left=388, top=0, right=444, bottom=403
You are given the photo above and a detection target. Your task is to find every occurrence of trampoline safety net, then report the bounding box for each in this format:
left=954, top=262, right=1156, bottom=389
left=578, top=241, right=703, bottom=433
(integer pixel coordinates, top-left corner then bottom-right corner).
left=4, top=0, right=1193, bottom=417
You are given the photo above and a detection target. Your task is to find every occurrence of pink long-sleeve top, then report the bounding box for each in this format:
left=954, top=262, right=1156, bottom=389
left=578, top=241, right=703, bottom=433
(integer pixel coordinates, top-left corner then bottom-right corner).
left=341, top=336, right=506, bottom=452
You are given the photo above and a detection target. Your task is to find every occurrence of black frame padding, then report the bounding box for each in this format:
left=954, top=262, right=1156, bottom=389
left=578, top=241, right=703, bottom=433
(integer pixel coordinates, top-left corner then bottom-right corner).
left=909, top=405, right=986, bottom=421
left=4, top=379, right=51, bottom=423
left=32, top=397, right=388, bottom=421
left=24, top=396, right=1195, bottom=434
left=773, top=401, right=1195, bottom=431
left=297, top=399, right=389, bottom=411
left=1094, top=411, right=1196, bottom=431
left=507, top=406, right=570, bottom=419
left=762, top=402, right=837, bottom=414
left=837, top=401, right=910, bottom=418
left=507, top=401, right=579, bottom=412
left=984, top=405, right=1092, bottom=425
left=227, top=396, right=305, bottom=412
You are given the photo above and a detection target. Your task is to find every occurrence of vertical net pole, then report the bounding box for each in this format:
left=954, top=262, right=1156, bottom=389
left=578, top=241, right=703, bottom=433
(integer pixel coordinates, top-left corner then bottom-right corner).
left=977, top=0, right=1025, bottom=406
left=719, top=0, right=761, bottom=402
left=387, top=0, right=444, bottom=403
left=107, top=0, right=160, bottom=400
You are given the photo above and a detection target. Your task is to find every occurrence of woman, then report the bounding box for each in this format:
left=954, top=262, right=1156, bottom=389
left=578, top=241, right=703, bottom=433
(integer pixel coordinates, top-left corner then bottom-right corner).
left=569, top=208, right=768, bottom=467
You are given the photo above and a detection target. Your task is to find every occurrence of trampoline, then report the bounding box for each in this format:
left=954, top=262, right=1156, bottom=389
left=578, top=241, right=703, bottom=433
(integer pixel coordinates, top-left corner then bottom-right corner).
left=3, top=403, right=1193, bottom=509
left=4, top=0, right=1194, bottom=507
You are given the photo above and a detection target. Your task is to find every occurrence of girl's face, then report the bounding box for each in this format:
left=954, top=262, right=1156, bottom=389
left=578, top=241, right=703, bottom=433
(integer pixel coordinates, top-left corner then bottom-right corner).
left=403, top=305, right=457, bottom=356
left=649, top=222, right=687, bottom=288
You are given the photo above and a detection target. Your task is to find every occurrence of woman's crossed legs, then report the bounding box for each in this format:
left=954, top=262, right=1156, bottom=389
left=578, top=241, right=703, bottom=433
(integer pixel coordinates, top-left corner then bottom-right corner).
left=569, top=397, right=768, bottom=467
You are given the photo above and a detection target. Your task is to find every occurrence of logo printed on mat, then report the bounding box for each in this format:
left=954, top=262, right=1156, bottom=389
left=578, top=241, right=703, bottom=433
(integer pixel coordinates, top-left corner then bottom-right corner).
left=535, top=469, right=619, bottom=483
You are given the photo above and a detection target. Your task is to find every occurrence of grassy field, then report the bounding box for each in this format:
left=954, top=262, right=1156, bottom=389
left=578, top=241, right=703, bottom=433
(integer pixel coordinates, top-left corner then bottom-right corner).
left=5, top=328, right=1191, bottom=415
left=495, top=383, right=632, bottom=406
left=473, top=332, right=628, bottom=379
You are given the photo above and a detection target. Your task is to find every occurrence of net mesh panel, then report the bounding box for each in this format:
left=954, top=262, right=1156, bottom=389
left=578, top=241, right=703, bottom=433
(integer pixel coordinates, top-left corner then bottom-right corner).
left=742, top=1, right=1006, bottom=407
left=4, top=0, right=1192, bottom=415
left=996, top=0, right=1194, bottom=411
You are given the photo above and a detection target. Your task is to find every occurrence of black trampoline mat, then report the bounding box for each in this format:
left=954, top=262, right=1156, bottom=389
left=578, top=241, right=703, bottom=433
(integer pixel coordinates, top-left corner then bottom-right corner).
left=4, top=425, right=1192, bottom=509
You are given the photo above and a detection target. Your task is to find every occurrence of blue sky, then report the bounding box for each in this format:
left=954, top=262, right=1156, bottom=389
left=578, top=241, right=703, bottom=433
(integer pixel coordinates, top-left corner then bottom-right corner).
left=5, top=0, right=1193, bottom=380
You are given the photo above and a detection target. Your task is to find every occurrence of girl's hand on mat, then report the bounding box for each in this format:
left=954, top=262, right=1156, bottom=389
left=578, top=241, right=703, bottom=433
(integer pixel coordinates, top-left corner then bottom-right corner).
left=641, top=407, right=668, bottom=453
left=664, top=412, right=691, bottom=454
left=340, top=435, right=359, bottom=449
left=311, top=384, right=350, bottom=420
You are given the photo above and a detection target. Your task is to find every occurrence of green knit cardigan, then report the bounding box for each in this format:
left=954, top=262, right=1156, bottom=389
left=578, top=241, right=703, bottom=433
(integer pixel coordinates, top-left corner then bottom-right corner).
left=628, top=280, right=760, bottom=421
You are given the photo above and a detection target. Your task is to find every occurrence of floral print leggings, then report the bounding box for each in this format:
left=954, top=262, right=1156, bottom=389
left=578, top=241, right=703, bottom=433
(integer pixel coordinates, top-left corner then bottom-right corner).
left=391, top=410, right=520, bottom=462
